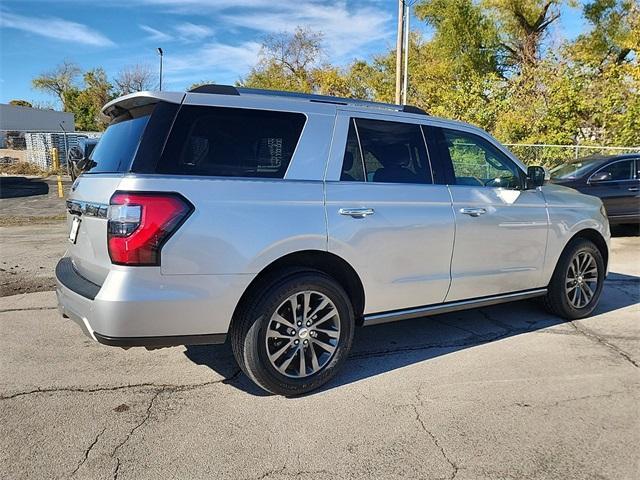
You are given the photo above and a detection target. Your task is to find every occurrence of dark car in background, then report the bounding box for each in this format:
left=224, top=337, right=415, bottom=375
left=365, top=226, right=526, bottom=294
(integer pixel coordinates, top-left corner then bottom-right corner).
left=551, top=154, right=640, bottom=225
left=68, top=137, right=99, bottom=180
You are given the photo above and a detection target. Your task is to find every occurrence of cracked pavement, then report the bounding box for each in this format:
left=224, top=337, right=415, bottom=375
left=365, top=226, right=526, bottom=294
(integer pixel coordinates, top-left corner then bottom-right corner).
left=1, top=237, right=638, bottom=479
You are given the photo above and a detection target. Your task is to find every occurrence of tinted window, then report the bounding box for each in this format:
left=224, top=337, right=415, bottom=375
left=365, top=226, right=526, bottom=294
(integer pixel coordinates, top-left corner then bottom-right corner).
left=85, top=113, right=150, bottom=173
left=341, top=118, right=432, bottom=184
left=341, top=120, right=365, bottom=181
left=157, top=106, right=306, bottom=178
left=441, top=129, right=523, bottom=188
left=550, top=161, right=599, bottom=180
left=594, top=160, right=635, bottom=181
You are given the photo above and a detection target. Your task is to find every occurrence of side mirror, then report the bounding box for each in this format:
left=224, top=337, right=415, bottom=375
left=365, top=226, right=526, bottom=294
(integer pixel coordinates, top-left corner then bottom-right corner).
left=589, top=171, right=611, bottom=183
left=526, top=165, right=545, bottom=189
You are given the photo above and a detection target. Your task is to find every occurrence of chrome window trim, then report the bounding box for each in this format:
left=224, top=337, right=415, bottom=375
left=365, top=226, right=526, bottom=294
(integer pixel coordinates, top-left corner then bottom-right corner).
left=586, top=158, right=638, bottom=184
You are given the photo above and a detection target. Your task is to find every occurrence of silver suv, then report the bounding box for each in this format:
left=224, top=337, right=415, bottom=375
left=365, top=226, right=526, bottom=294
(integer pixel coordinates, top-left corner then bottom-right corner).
left=56, top=85, right=610, bottom=395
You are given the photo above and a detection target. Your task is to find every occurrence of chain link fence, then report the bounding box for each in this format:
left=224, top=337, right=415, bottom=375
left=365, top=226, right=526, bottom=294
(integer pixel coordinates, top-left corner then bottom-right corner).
left=504, top=144, right=640, bottom=168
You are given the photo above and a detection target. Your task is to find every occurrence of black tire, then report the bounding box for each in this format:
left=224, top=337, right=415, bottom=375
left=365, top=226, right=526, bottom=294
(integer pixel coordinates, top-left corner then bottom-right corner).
left=230, top=270, right=355, bottom=396
left=544, top=238, right=605, bottom=319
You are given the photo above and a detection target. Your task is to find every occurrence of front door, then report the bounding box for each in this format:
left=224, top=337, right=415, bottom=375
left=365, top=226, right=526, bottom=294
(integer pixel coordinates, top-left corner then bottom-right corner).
left=430, top=126, right=549, bottom=301
left=585, top=158, right=639, bottom=222
left=325, top=113, right=455, bottom=314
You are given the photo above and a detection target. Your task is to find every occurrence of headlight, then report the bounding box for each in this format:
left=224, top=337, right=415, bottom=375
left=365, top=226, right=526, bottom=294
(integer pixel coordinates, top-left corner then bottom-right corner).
left=600, top=204, right=607, bottom=218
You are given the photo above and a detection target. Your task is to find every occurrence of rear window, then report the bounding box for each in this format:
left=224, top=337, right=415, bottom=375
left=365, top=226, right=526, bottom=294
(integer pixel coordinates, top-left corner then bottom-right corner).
left=85, top=111, right=150, bottom=173
left=156, top=106, right=306, bottom=178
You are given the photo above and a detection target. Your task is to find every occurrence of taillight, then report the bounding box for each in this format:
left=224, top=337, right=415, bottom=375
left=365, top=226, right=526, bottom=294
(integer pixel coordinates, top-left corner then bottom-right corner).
left=107, top=192, right=193, bottom=266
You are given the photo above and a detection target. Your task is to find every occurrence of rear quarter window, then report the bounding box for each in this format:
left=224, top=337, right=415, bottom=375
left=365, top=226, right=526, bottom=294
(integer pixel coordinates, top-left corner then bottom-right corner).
left=156, top=105, right=306, bottom=178
left=84, top=107, right=151, bottom=173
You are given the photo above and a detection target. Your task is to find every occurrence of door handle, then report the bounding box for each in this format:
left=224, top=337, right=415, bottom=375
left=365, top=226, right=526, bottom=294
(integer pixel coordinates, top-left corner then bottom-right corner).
left=339, top=207, right=375, bottom=218
left=628, top=187, right=639, bottom=192
left=460, top=207, right=487, bottom=217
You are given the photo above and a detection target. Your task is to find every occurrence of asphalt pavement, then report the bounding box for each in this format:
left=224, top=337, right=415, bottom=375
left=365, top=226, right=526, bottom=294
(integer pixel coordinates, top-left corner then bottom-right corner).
left=0, top=237, right=638, bottom=479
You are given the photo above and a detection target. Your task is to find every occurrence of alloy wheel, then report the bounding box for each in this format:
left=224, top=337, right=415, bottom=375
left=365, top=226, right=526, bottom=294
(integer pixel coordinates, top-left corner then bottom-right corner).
left=265, top=290, right=341, bottom=378
left=565, top=251, right=599, bottom=309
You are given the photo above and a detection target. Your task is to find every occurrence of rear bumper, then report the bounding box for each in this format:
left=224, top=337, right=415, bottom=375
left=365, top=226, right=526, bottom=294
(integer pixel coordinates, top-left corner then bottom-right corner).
left=55, top=257, right=252, bottom=347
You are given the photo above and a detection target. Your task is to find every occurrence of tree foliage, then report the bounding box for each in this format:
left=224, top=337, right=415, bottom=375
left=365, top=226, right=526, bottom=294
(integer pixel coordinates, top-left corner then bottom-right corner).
left=66, top=69, right=113, bottom=131
left=30, top=1, right=639, bottom=151
left=32, top=61, right=81, bottom=111
left=9, top=100, right=32, bottom=107
left=33, top=62, right=114, bottom=131
left=114, top=64, right=156, bottom=95
left=240, top=27, right=356, bottom=96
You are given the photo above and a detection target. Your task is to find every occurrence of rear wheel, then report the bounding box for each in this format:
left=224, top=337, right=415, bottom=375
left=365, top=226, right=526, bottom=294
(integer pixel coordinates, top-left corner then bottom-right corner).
left=544, top=238, right=604, bottom=319
left=230, top=271, right=354, bottom=396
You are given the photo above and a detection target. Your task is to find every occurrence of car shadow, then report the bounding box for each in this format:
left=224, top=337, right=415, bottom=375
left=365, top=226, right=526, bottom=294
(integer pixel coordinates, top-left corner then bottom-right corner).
left=0, top=176, right=49, bottom=199
left=183, top=272, right=639, bottom=397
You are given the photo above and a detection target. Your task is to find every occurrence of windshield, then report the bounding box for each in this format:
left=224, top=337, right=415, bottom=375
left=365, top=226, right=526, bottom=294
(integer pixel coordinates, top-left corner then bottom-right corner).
left=550, top=161, right=596, bottom=180
left=84, top=114, right=150, bottom=173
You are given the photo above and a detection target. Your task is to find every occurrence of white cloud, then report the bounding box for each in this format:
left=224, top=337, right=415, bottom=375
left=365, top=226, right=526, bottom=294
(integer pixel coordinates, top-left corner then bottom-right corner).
left=174, top=22, right=214, bottom=41
left=221, top=2, right=392, bottom=62
left=164, top=41, right=261, bottom=82
left=139, top=24, right=173, bottom=42
left=0, top=10, right=114, bottom=47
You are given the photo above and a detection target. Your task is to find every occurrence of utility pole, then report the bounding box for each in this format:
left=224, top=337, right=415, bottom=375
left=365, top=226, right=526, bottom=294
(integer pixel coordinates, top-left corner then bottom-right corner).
left=157, top=47, right=164, bottom=91
left=395, top=0, right=404, bottom=105
left=402, top=2, right=410, bottom=105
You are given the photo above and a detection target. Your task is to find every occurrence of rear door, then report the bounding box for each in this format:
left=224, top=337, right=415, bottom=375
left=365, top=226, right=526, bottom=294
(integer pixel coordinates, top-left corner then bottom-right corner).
left=325, top=112, right=455, bottom=314
left=585, top=158, right=639, bottom=221
left=66, top=102, right=166, bottom=285
left=429, top=126, right=549, bottom=301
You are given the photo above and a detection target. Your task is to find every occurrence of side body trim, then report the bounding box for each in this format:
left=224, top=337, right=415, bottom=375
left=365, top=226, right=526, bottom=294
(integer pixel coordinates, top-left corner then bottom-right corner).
left=363, top=288, right=547, bottom=326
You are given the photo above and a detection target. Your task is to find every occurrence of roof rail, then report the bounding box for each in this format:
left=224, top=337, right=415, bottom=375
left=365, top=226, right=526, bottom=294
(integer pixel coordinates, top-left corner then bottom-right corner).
left=188, top=84, right=428, bottom=115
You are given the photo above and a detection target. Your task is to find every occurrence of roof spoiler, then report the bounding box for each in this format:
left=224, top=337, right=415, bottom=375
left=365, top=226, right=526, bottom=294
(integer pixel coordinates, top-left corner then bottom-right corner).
left=102, top=91, right=185, bottom=119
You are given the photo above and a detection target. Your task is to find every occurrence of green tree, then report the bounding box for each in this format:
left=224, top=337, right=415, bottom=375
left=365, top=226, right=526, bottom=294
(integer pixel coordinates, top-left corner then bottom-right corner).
left=415, top=0, right=501, bottom=77
left=568, top=0, right=639, bottom=67
left=66, top=69, right=114, bottom=131
left=482, top=0, right=569, bottom=72
left=32, top=61, right=81, bottom=110
left=9, top=100, right=32, bottom=107
left=240, top=27, right=354, bottom=96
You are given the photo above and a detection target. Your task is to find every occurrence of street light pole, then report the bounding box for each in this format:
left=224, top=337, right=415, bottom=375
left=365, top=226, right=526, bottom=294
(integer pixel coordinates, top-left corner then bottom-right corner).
left=395, top=0, right=404, bottom=105
left=157, top=47, right=163, bottom=91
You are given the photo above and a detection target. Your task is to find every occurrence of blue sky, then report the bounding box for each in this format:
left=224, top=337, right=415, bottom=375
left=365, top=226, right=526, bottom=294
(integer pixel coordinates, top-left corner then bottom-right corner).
left=1, top=0, right=588, bottom=107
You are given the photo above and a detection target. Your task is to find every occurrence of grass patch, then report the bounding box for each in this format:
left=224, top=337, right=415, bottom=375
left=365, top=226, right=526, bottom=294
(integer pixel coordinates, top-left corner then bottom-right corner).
left=0, top=162, right=67, bottom=176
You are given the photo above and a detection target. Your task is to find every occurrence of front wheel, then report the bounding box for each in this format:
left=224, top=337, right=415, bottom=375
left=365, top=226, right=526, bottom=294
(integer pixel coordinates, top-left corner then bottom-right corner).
left=544, top=238, right=605, bottom=319
left=230, top=271, right=355, bottom=396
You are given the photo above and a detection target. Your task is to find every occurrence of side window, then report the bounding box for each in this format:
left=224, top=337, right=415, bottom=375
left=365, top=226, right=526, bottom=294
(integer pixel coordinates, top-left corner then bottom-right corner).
left=340, top=117, right=432, bottom=184
left=340, top=120, right=365, bottom=181
left=593, top=160, right=635, bottom=181
left=441, top=128, right=523, bottom=189
left=157, top=106, right=306, bottom=178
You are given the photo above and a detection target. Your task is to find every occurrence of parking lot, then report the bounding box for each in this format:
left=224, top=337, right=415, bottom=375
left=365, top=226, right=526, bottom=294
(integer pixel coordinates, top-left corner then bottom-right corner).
left=0, top=178, right=638, bottom=480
